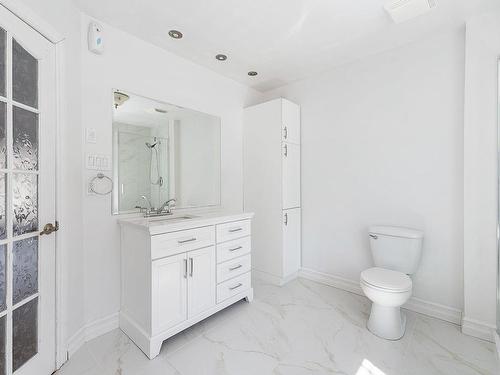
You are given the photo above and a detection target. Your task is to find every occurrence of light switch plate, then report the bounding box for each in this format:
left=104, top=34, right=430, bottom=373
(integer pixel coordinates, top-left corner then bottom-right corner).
left=86, top=153, right=111, bottom=171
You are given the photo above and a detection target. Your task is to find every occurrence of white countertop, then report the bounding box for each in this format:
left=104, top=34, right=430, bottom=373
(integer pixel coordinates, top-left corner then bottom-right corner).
left=118, top=209, right=254, bottom=235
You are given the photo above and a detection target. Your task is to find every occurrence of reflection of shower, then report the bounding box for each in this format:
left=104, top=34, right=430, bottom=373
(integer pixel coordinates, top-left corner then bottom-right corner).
left=146, top=138, right=163, bottom=187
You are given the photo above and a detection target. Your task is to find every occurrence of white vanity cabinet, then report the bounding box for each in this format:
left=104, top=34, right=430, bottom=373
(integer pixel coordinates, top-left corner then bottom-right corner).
left=244, top=98, right=301, bottom=285
left=119, top=212, right=253, bottom=359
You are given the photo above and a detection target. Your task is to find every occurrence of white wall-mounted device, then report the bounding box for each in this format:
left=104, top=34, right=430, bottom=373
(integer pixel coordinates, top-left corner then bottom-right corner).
left=384, top=0, right=437, bottom=24
left=88, top=22, right=104, bottom=54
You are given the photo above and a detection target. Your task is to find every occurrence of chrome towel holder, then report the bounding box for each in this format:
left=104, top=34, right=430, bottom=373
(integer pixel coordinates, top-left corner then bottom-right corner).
left=90, top=173, right=113, bottom=195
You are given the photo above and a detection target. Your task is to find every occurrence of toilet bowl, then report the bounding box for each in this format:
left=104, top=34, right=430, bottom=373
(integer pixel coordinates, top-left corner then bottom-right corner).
left=360, top=267, right=412, bottom=340
left=361, top=226, right=423, bottom=340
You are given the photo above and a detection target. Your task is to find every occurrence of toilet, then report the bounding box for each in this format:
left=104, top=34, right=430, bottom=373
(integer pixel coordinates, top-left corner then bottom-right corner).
left=360, top=226, right=423, bottom=340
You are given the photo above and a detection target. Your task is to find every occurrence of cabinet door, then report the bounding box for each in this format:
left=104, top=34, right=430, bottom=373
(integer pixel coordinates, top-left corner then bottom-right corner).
left=152, top=253, right=188, bottom=333
left=282, top=99, right=300, bottom=144
left=282, top=142, right=301, bottom=209
left=283, top=208, right=301, bottom=278
left=188, top=246, right=216, bottom=318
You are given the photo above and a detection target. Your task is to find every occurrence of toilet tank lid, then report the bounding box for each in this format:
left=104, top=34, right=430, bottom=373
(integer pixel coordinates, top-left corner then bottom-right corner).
left=369, top=226, right=423, bottom=239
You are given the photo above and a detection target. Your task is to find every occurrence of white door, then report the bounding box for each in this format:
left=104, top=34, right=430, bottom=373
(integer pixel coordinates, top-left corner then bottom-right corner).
left=152, top=253, right=187, bottom=333
left=282, top=142, right=300, bottom=209
left=0, top=5, right=57, bottom=375
left=281, top=99, right=300, bottom=145
left=187, top=246, right=215, bottom=318
left=282, top=208, right=301, bottom=278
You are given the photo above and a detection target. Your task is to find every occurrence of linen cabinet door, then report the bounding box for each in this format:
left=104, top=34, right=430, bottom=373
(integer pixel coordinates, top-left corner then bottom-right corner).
left=282, top=142, right=301, bottom=209
left=282, top=99, right=300, bottom=144
left=283, top=208, right=301, bottom=278
left=188, top=246, right=216, bottom=318
left=152, top=253, right=188, bottom=333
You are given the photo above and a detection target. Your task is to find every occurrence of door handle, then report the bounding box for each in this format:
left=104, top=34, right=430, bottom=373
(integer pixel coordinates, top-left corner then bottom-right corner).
left=284, top=213, right=288, bottom=226
left=284, top=126, right=288, bottom=139
left=40, top=221, right=59, bottom=236
left=283, top=144, right=288, bottom=157
left=190, top=257, right=194, bottom=277
left=183, top=259, right=188, bottom=278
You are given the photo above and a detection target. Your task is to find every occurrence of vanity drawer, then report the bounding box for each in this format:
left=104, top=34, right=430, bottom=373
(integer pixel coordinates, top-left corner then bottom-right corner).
left=217, top=237, right=251, bottom=264
left=217, top=254, right=251, bottom=283
left=217, top=272, right=251, bottom=303
left=216, top=220, right=251, bottom=243
left=151, top=226, right=215, bottom=260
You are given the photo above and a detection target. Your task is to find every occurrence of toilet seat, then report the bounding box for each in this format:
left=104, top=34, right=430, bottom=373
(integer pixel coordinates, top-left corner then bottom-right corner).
left=361, top=267, right=412, bottom=292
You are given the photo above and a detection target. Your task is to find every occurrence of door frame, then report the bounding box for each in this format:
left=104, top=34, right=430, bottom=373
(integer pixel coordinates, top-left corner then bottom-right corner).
left=0, top=0, right=67, bottom=369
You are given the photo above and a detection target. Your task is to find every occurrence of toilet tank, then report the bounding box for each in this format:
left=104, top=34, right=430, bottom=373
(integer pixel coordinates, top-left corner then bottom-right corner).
left=368, top=226, right=424, bottom=275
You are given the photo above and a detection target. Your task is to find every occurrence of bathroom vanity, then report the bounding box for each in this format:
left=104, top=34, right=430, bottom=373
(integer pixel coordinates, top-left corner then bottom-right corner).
left=118, top=211, right=254, bottom=359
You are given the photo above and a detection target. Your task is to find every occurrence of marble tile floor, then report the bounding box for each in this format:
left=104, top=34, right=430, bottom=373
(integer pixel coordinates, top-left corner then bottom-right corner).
left=56, top=278, right=499, bottom=375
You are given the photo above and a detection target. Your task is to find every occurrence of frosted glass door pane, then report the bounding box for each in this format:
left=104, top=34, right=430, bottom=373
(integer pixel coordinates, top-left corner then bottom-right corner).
left=13, top=173, right=38, bottom=236
left=0, top=28, right=5, bottom=97
left=0, top=174, right=5, bottom=240
left=0, top=102, right=6, bottom=169
left=12, top=298, right=38, bottom=371
left=0, top=315, right=5, bottom=375
left=12, top=39, right=38, bottom=108
left=13, top=237, right=38, bottom=305
left=0, top=245, right=5, bottom=311
left=13, top=106, right=38, bottom=170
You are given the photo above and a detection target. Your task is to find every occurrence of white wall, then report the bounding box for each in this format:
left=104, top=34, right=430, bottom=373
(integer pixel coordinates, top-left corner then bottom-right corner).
left=462, top=10, right=500, bottom=340
left=13, top=0, right=86, bottom=355
left=265, top=30, right=466, bottom=311
left=80, top=14, right=263, bottom=326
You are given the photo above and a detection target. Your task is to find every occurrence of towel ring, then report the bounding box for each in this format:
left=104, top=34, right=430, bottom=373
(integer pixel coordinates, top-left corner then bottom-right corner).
left=90, top=173, right=113, bottom=195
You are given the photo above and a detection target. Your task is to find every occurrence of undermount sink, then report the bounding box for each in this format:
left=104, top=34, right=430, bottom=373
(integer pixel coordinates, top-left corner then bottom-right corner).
left=147, top=215, right=198, bottom=223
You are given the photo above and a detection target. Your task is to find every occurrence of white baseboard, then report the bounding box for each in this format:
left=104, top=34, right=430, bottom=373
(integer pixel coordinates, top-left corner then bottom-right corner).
left=298, top=267, right=462, bottom=325
left=67, top=312, right=119, bottom=357
left=252, top=268, right=298, bottom=286
left=462, top=317, right=497, bottom=343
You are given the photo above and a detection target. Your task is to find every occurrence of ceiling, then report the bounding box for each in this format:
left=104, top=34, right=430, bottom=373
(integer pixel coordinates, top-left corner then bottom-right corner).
left=75, top=0, right=499, bottom=92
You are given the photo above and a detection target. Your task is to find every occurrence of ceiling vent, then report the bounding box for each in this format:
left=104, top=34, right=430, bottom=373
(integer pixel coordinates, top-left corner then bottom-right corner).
left=384, top=0, right=437, bottom=23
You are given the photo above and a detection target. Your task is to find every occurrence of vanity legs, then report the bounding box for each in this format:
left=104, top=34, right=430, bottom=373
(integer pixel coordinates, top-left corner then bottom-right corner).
left=244, top=289, right=254, bottom=303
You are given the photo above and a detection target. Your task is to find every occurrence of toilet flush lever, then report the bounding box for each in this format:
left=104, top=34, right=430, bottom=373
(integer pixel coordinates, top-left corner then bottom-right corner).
left=369, top=234, right=378, bottom=240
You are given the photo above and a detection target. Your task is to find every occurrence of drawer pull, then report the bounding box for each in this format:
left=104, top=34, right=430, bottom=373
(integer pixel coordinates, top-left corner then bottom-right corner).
left=229, top=246, right=243, bottom=252
left=228, top=228, right=243, bottom=233
left=178, top=237, right=197, bottom=244
left=229, top=283, right=243, bottom=291
left=229, top=264, right=243, bottom=271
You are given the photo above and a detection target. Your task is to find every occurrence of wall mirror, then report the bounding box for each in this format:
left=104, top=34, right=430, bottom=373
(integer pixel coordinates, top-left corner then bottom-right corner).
left=112, top=90, right=221, bottom=214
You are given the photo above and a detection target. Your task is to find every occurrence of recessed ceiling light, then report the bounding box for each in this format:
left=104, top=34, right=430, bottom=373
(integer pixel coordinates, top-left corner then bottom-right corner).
left=248, top=71, right=258, bottom=77
left=168, top=30, right=183, bottom=39
left=215, top=54, right=228, bottom=61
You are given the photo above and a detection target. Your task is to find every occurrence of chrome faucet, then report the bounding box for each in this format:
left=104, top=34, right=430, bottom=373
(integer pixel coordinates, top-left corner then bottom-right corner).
left=157, top=198, right=176, bottom=214
left=135, top=195, right=154, bottom=214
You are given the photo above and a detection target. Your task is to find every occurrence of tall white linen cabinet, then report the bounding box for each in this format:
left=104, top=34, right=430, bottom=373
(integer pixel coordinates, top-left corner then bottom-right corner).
left=243, top=98, right=301, bottom=285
